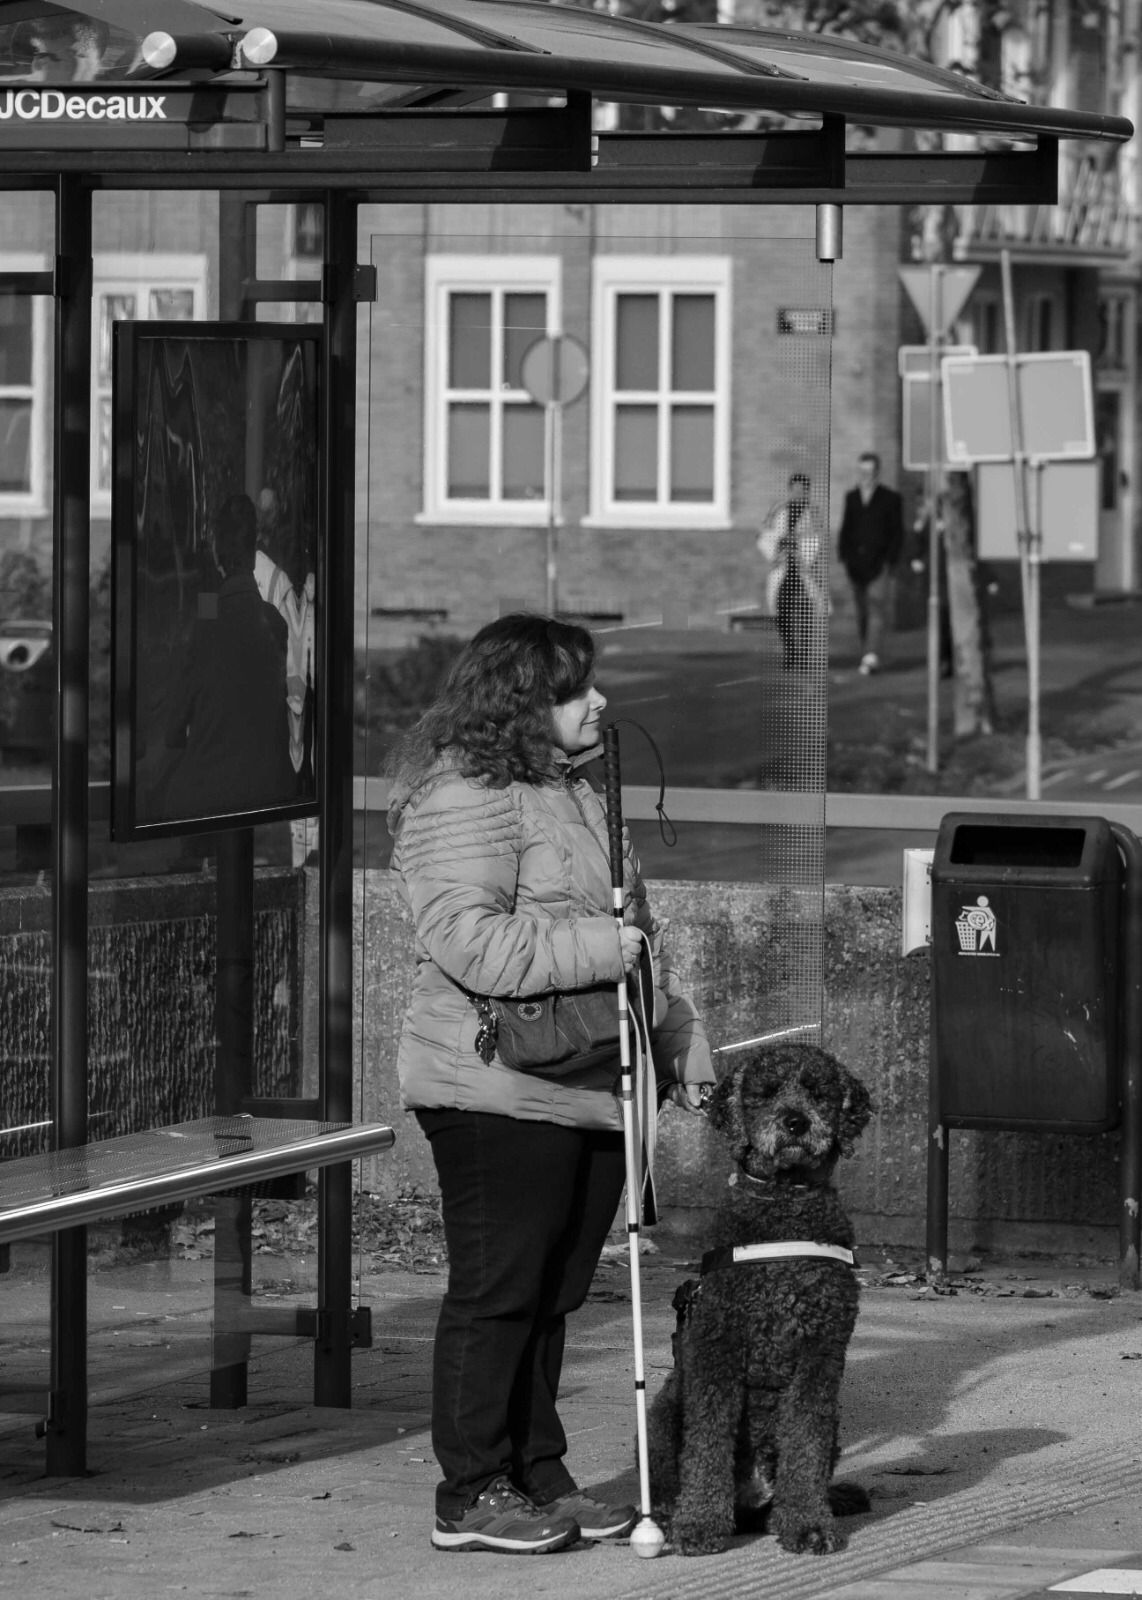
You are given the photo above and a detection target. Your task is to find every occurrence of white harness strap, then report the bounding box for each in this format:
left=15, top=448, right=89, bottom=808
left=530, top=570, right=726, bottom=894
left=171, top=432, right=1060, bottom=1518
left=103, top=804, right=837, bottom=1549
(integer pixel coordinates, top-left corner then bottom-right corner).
left=701, top=1241, right=857, bottom=1274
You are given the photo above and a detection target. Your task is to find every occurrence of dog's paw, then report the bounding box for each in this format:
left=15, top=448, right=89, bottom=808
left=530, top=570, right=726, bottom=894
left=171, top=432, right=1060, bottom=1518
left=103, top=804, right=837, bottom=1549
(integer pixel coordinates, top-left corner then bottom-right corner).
left=772, top=1509, right=847, bottom=1556
left=672, top=1513, right=733, bottom=1557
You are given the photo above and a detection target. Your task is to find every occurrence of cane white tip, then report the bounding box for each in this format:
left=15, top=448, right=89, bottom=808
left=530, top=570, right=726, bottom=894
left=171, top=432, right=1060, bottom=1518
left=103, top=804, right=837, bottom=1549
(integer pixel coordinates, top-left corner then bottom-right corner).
left=630, top=1517, right=666, bottom=1558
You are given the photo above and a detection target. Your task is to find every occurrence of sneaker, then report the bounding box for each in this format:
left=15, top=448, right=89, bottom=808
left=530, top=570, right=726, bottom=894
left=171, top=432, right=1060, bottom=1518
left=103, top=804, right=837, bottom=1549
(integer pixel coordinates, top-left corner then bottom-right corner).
left=858, top=652, right=879, bottom=675
left=432, top=1477, right=580, bottom=1554
left=534, top=1489, right=637, bottom=1540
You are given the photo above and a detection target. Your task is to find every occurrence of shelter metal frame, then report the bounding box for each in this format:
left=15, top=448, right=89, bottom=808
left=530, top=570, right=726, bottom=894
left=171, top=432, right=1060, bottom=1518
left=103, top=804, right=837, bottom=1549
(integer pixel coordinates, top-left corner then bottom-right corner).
left=0, top=0, right=1131, bottom=1475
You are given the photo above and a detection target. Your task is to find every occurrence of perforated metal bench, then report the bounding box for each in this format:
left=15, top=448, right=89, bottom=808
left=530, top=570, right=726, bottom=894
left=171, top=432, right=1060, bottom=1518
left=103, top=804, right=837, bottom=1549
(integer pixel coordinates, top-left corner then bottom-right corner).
left=0, top=1116, right=394, bottom=1245
left=0, top=1115, right=397, bottom=1469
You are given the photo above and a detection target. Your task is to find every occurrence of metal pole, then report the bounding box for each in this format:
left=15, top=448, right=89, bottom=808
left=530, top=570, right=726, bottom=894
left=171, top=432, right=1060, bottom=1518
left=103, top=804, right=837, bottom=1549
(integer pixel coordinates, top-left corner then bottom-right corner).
left=48, top=173, right=92, bottom=1477
left=999, top=250, right=1039, bottom=799
left=1110, top=822, right=1142, bottom=1290
left=316, top=188, right=360, bottom=1407
left=545, top=396, right=558, bottom=614
left=544, top=337, right=563, bottom=616
left=601, top=725, right=664, bottom=1559
left=925, top=264, right=943, bottom=774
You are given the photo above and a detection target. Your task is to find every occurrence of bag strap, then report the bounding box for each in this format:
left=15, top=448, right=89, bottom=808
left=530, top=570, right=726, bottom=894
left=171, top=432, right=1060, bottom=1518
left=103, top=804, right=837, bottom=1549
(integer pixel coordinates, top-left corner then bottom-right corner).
left=627, top=929, right=659, bottom=1225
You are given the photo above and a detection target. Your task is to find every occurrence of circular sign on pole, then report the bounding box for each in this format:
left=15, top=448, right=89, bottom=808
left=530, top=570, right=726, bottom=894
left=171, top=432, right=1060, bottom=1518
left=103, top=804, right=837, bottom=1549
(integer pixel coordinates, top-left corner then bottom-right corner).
left=520, top=334, right=589, bottom=407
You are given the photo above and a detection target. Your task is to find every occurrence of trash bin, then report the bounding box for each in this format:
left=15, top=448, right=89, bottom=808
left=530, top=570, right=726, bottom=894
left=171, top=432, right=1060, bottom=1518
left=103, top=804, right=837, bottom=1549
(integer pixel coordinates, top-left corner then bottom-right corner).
left=930, top=812, right=1121, bottom=1132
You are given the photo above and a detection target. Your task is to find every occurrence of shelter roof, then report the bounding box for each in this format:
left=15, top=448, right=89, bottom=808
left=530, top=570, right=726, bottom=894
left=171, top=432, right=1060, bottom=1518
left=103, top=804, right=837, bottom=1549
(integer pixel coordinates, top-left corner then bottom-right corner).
left=0, top=0, right=1131, bottom=145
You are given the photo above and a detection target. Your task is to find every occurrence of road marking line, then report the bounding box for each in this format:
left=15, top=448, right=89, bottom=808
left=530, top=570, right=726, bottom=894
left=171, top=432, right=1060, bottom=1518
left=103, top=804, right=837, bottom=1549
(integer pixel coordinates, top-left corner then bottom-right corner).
left=713, top=676, right=764, bottom=689
left=1041, top=771, right=1070, bottom=789
left=1104, top=771, right=1141, bottom=791
left=1051, top=1570, right=1142, bottom=1593
left=1085, top=769, right=1109, bottom=784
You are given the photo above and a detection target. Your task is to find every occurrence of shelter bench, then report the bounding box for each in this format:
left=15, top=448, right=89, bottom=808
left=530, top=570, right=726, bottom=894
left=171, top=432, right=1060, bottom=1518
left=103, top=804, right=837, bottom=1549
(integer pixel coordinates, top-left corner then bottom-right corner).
left=0, top=1115, right=396, bottom=1463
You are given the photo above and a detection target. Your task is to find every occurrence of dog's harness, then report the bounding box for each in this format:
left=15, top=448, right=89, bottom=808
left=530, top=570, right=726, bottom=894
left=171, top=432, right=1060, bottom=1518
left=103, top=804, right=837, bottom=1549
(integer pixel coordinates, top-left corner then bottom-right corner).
left=671, top=1240, right=858, bottom=1333
left=700, top=1241, right=857, bottom=1274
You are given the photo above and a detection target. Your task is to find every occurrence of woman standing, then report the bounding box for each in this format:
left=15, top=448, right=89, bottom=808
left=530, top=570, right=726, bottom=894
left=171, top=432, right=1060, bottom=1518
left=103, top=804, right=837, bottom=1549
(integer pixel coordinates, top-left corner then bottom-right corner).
left=386, top=613, right=713, bottom=1555
left=758, top=471, right=829, bottom=672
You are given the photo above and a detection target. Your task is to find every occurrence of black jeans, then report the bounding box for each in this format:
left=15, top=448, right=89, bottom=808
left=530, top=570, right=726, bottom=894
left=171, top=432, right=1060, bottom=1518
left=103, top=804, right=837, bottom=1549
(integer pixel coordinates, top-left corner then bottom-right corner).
left=417, top=1108, right=627, bottom=1520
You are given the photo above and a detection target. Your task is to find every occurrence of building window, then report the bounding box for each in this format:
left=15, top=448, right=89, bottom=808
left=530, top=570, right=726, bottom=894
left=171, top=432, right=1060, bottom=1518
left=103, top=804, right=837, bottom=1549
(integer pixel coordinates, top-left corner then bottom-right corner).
left=91, top=255, right=206, bottom=515
left=421, top=256, right=559, bottom=525
left=292, top=201, right=323, bottom=261
left=1098, top=290, right=1131, bottom=372
left=0, top=264, right=46, bottom=514
left=1025, top=292, right=1056, bottom=352
left=589, top=257, right=730, bottom=526
left=970, top=292, right=1003, bottom=355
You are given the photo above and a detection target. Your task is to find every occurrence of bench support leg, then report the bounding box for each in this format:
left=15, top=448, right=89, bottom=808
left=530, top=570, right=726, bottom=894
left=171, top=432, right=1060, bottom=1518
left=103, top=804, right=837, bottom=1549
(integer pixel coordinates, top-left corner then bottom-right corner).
left=46, top=1225, right=88, bottom=1475
left=211, top=1193, right=253, bottom=1408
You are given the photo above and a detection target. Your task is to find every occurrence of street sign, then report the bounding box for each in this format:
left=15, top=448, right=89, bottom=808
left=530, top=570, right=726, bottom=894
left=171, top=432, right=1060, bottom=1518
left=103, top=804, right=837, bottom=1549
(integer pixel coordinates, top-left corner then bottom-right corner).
left=902, top=373, right=954, bottom=471
left=976, top=460, right=1099, bottom=561
left=520, top=334, right=589, bottom=407
left=942, top=351, right=1095, bottom=465
left=897, top=343, right=976, bottom=378
left=898, top=265, right=981, bottom=336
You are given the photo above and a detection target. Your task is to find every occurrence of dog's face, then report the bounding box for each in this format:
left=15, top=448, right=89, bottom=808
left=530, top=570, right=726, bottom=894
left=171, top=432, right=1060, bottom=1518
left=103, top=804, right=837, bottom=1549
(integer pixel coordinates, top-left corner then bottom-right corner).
left=707, top=1042, right=871, bottom=1182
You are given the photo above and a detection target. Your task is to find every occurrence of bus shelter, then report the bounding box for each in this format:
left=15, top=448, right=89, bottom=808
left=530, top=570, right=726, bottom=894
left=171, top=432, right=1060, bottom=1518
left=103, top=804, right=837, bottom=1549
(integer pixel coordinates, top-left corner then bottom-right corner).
left=0, top=0, right=1130, bottom=1476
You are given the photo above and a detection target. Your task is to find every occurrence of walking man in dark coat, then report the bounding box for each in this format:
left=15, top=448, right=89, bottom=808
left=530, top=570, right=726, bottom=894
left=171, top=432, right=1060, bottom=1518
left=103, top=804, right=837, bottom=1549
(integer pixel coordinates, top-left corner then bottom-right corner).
left=836, top=450, right=905, bottom=675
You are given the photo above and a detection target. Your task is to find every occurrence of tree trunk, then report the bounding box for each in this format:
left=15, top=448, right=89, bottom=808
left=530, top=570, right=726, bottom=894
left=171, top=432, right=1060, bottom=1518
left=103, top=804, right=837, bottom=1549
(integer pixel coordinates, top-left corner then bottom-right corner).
left=943, top=471, right=995, bottom=738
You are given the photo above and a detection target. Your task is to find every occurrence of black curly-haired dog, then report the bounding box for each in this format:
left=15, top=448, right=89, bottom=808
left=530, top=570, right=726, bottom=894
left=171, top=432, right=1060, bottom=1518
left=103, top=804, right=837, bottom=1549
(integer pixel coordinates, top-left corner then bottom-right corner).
left=647, top=1041, right=872, bottom=1557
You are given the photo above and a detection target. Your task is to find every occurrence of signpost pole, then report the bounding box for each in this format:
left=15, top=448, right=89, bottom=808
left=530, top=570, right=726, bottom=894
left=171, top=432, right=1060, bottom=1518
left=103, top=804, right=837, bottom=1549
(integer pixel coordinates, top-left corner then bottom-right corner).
left=521, top=334, right=590, bottom=617
left=1000, top=249, right=1040, bottom=798
left=545, top=394, right=559, bottom=615
left=926, top=265, right=944, bottom=774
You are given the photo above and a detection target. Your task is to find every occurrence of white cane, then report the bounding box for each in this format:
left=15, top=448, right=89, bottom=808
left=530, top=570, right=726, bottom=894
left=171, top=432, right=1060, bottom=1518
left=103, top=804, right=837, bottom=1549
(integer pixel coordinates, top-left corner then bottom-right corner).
left=602, top=724, right=666, bottom=1559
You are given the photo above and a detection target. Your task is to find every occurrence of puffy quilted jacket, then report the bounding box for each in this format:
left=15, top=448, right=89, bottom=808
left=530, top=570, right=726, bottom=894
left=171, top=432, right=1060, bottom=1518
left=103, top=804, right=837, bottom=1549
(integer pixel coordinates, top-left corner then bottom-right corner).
left=387, top=748, right=714, bottom=1130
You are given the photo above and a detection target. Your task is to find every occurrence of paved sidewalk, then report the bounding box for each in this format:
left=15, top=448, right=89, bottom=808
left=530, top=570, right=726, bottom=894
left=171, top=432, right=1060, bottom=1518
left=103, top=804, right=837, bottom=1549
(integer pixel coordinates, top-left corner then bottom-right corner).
left=4, top=1245, right=1142, bottom=1599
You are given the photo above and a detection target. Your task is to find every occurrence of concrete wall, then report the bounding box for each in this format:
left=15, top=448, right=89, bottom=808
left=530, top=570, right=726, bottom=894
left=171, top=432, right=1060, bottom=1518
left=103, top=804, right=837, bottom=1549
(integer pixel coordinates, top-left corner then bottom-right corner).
left=0, top=870, right=304, bottom=1154
left=0, top=867, right=1119, bottom=1260
left=352, top=871, right=1123, bottom=1261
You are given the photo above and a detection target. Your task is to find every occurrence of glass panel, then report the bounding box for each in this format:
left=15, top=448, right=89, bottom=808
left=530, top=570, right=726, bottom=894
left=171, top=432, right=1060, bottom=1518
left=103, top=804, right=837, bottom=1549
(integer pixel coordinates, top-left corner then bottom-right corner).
left=95, top=394, right=112, bottom=494
left=0, top=15, right=141, bottom=81
left=672, top=294, right=715, bottom=390
left=669, top=405, right=713, bottom=502
left=615, top=294, right=658, bottom=390
left=501, top=403, right=544, bottom=500
left=0, top=296, right=31, bottom=385
left=150, top=288, right=195, bottom=320
left=503, top=293, right=547, bottom=389
left=449, top=293, right=491, bottom=389
left=448, top=402, right=490, bottom=497
left=613, top=404, right=657, bottom=500
left=364, top=217, right=832, bottom=1235
left=0, top=396, right=29, bottom=490
left=254, top=202, right=324, bottom=282
left=98, top=293, right=135, bottom=383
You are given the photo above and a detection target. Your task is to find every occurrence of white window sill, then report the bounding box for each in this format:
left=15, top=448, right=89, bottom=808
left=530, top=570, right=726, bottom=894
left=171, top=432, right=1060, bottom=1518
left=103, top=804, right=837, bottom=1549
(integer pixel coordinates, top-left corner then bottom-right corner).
left=415, top=506, right=554, bottom=528
left=580, top=512, right=732, bottom=532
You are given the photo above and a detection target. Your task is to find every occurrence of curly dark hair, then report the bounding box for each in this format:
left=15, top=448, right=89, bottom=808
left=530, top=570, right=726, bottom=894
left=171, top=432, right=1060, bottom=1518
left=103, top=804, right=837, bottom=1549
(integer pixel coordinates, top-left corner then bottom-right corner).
left=388, top=613, right=596, bottom=788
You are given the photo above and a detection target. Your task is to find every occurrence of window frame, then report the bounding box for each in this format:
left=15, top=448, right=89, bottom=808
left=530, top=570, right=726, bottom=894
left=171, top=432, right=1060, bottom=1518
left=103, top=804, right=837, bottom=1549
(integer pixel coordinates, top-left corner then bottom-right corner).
left=420, top=254, right=561, bottom=527
left=0, top=254, right=48, bottom=517
left=90, top=254, right=207, bottom=518
left=587, top=255, right=731, bottom=530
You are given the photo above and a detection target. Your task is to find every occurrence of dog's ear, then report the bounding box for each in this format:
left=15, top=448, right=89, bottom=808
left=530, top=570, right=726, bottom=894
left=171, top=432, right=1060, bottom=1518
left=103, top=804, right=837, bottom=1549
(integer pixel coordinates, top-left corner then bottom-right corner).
left=837, top=1070, right=872, bottom=1156
left=705, top=1067, right=749, bottom=1163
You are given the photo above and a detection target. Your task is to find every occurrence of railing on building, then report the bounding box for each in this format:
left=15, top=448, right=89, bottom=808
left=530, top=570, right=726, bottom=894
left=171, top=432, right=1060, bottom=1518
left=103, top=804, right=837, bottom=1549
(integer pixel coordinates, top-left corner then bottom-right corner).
left=956, top=151, right=1135, bottom=258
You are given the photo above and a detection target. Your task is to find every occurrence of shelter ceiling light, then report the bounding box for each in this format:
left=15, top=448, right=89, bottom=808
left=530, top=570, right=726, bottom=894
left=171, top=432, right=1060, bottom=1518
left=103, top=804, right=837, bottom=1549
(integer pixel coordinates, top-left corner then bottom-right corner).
left=141, top=32, right=177, bottom=70
left=241, top=28, right=279, bottom=67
